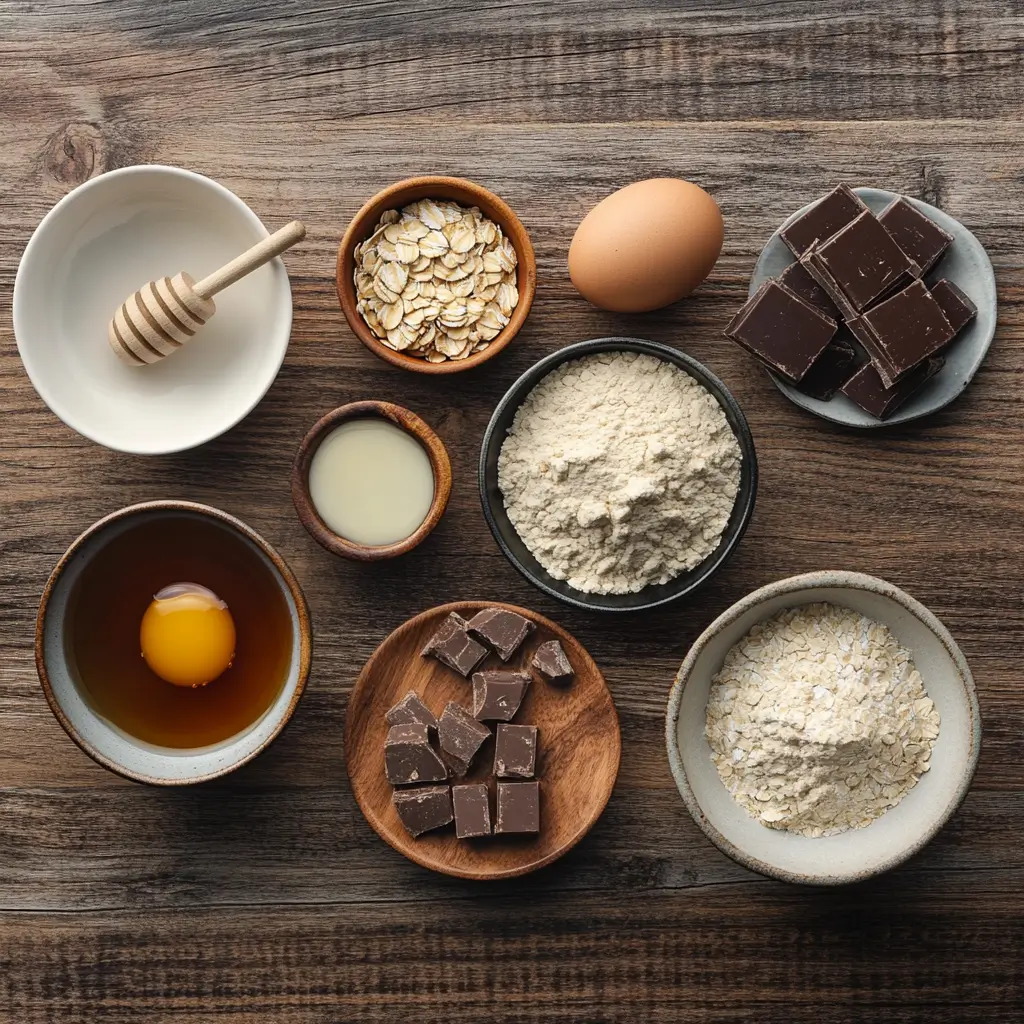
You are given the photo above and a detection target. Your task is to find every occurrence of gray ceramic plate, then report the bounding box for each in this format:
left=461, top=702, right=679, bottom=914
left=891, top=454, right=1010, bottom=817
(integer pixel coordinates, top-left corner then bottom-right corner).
left=750, top=187, right=997, bottom=428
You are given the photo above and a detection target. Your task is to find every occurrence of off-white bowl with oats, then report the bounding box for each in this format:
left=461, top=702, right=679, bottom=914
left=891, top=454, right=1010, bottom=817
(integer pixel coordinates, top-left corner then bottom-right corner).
left=665, top=570, right=981, bottom=885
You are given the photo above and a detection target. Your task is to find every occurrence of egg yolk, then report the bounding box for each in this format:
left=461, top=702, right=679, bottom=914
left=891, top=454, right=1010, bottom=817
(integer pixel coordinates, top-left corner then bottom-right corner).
left=140, top=583, right=236, bottom=688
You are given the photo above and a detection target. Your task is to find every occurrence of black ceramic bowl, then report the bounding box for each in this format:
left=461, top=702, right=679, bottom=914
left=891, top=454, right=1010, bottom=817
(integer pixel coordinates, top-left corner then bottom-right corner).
left=479, top=338, right=758, bottom=612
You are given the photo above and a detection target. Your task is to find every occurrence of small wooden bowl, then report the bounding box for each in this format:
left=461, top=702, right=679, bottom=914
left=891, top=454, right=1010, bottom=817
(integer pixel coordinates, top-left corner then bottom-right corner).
left=346, top=601, right=621, bottom=879
left=291, top=401, right=452, bottom=561
left=336, top=176, right=537, bottom=374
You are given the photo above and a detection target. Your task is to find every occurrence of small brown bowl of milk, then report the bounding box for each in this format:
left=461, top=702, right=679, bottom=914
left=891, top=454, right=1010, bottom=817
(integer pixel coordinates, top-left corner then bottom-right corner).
left=292, top=401, right=452, bottom=560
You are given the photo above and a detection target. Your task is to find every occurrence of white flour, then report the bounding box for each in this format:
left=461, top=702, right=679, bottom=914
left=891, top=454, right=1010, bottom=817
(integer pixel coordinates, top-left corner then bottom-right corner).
left=705, top=603, right=940, bottom=838
left=498, top=351, right=741, bottom=594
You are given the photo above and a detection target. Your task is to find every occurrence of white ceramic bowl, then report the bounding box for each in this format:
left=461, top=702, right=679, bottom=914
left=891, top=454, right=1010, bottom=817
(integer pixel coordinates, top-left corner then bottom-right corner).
left=36, top=502, right=312, bottom=785
left=666, top=571, right=981, bottom=885
left=14, top=165, right=294, bottom=454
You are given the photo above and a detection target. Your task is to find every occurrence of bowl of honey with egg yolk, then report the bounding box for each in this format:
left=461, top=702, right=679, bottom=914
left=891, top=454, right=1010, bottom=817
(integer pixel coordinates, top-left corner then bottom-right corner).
left=36, top=502, right=311, bottom=784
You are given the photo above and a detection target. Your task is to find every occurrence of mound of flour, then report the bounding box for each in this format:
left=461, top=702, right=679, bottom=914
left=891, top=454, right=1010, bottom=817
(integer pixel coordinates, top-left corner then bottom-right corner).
left=497, top=351, right=742, bottom=594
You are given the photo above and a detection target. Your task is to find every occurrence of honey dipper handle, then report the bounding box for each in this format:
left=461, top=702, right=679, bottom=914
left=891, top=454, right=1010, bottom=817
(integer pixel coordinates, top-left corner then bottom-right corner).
left=192, top=220, right=306, bottom=299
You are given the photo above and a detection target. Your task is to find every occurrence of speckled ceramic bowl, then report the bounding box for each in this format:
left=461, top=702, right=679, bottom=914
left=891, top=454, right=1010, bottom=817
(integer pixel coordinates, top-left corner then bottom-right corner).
left=666, top=571, right=981, bottom=885
left=36, top=501, right=312, bottom=785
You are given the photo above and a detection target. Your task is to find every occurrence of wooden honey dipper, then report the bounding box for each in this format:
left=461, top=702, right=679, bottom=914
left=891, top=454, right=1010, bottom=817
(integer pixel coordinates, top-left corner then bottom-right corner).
left=108, top=220, right=306, bottom=365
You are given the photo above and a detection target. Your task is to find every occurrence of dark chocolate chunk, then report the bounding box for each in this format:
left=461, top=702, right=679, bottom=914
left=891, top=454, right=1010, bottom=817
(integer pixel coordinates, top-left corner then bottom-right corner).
left=798, top=249, right=859, bottom=321
left=422, top=612, right=487, bottom=677
left=724, top=280, right=837, bottom=383
left=472, top=669, right=530, bottom=721
left=466, top=607, right=535, bottom=661
left=779, top=183, right=869, bottom=258
left=384, top=722, right=448, bottom=786
left=930, top=279, right=977, bottom=335
left=495, top=781, right=540, bottom=835
left=392, top=785, right=453, bottom=837
left=494, top=723, right=538, bottom=779
left=437, top=702, right=491, bottom=777
left=532, top=639, right=574, bottom=685
left=795, top=333, right=863, bottom=401
left=808, top=210, right=918, bottom=313
left=777, top=260, right=841, bottom=319
left=386, top=690, right=438, bottom=731
left=841, top=356, right=944, bottom=420
left=878, top=197, right=953, bottom=274
left=452, top=783, right=492, bottom=838
left=858, top=279, right=956, bottom=383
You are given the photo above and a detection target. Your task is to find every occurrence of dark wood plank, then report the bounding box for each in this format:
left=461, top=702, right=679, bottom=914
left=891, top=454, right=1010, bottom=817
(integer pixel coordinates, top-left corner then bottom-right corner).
left=1, top=0, right=1023, bottom=1019
left=1, top=885, right=1022, bottom=1022
left=2, top=0, right=1024, bottom=123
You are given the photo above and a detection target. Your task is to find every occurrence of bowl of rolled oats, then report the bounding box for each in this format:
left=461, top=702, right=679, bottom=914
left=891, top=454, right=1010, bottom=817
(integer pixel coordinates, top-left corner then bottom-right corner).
left=337, top=176, right=536, bottom=373
left=665, top=570, right=982, bottom=885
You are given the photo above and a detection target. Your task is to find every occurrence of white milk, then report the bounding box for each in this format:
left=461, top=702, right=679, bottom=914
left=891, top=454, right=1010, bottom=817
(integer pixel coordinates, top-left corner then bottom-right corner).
left=308, top=418, right=435, bottom=546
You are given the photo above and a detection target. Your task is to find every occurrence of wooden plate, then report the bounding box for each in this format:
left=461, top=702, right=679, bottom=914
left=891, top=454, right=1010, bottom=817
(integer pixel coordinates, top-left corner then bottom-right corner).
left=345, top=601, right=621, bottom=879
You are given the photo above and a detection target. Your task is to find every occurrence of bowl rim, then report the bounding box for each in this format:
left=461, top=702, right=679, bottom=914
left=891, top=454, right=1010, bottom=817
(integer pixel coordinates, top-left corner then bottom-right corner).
left=13, top=163, right=293, bottom=455
left=664, top=569, right=983, bottom=885
left=291, top=400, right=452, bottom=560
left=478, top=336, right=759, bottom=612
left=335, top=175, right=536, bottom=375
left=35, top=500, right=313, bottom=785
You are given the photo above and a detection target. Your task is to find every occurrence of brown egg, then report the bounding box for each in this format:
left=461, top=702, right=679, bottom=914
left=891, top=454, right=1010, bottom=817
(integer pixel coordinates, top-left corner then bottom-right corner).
left=568, top=178, right=724, bottom=313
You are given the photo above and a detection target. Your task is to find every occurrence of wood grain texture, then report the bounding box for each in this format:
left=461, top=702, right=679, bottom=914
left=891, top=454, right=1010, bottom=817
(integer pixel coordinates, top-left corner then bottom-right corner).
left=1, top=0, right=1023, bottom=1019
left=346, top=601, right=619, bottom=879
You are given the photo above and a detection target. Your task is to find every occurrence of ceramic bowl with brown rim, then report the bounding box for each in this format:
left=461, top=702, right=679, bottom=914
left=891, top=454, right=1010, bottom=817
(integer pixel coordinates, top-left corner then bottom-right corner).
left=36, top=501, right=312, bottom=785
left=292, top=401, right=452, bottom=560
left=666, top=570, right=981, bottom=885
left=336, top=176, right=536, bottom=374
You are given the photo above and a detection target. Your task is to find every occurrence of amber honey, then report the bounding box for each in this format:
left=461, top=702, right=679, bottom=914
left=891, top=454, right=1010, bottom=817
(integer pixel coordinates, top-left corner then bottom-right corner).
left=67, top=514, right=293, bottom=748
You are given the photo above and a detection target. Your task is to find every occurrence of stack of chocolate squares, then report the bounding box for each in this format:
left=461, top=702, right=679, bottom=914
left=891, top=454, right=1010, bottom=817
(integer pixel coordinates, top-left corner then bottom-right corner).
left=384, top=607, right=574, bottom=842
left=725, top=185, right=977, bottom=419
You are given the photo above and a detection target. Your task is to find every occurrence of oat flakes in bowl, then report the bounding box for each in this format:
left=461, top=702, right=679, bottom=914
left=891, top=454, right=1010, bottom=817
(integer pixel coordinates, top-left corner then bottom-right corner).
left=665, top=570, right=981, bottom=885
left=337, top=177, right=536, bottom=375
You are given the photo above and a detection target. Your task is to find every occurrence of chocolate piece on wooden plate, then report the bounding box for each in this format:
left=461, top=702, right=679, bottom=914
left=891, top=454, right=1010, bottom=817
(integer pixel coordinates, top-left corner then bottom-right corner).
left=466, top=606, right=535, bottom=661
left=841, top=356, right=944, bottom=420
left=853, top=279, right=956, bottom=386
left=384, top=722, right=448, bottom=786
left=805, top=210, right=921, bottom=314
left=346, top=601, right=620, bottom=879
left=385, top=690, right=437, bottom=731
left=437, top=701, right=491, bottom=777
left=777, top=260, right=841, bottom=320
left=494, top=723, right=538, bottom=779
left=930, top=279, right=978, bottom=335
left=877, top=196, right=954, bottom=274
left=532, top=639, right=574, bottom=685
left=724, top=280, right=837, bottom=383
left=779, top=183, right=869, bottom=258
left=452, top=783, right=492, bottom=838
left=392, top=785, right=453, bottom=837
left=795, top=333, right=863, bottom=402
left=495, top=781, right=540, bottom=835
left=421, top=611, right=487, bottom=677
left=472, top=669, right=530, bottom=721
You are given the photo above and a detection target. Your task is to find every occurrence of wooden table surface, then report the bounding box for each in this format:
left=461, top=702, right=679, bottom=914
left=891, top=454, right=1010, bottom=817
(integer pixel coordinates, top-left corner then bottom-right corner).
left=2, top=1, right=1022, bottom=1020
